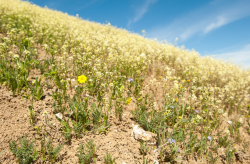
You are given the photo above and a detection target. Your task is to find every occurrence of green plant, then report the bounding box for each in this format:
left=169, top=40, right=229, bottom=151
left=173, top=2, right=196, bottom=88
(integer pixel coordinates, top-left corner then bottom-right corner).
left=139, top=141, right=149, bottom=156
left=56, top=116, right=72, bottom=143
left=228, top=120, right=241, bottom=143
left=208, top=151, right=218, bottom=164
left=91, top=102, right=103, bottom=127
left=9, top=135, right=39, bottom=164
left=29, top=76, right=44, bottom=100
left=104, top=152, right=116, bottom=164
left=217, top=132, right=231, bottom=148
left=69, top=95, right=90, bottom=132
left=139, top=141, right=150, bottom=164
left=28, top=106, right=36, bottom=125
left=76, top=140, right=96, bottom=164
left=225, top=146, right=236, bottom=163
left=115, top=99, right=123, bottom=121
left=242, top=142, right=249, bottom=153
left=52, top=88, right=69, bottom=115
left=138, top=155, right=149, bottom=164
left=46, top=138, right=64, bottom=164
left=247, top=121, right=250, bottom=134
left=40, top=134, right=46, bottom=162
left=163, top=140, right=181, bottom=163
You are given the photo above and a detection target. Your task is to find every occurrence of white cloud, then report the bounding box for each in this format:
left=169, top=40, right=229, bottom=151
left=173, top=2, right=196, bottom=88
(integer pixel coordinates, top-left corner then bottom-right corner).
left=146, top=0, right=250, bottom=43
left=127, top=0, right=158, bottom=28
left=76, top=0, right=99, bottom=11
left=204, top=16, right=227, bottom=33
left=212, top=44, right=250, bottom=68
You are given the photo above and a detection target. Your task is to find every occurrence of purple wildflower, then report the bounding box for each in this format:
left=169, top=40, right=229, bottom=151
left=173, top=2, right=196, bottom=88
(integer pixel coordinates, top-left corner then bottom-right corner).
left=207, top=136, right=212, bottom=141
left=128, top=78, right=133, bottom=82
left=168, top=138, right=176, bottom=144
left=195, top=110, right=199, bottom=114
left=178, top=149, right=180, bottom=153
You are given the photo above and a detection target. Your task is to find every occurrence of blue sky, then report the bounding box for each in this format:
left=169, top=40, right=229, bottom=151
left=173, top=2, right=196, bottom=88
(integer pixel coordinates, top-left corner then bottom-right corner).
left=27, top=0, right=250, bottom=69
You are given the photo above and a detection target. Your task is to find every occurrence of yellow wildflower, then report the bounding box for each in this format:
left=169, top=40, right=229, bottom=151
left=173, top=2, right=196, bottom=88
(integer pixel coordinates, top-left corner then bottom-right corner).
left=78, top=75, right=87, bottom=83
left=127, top=97, right=131, bottom=104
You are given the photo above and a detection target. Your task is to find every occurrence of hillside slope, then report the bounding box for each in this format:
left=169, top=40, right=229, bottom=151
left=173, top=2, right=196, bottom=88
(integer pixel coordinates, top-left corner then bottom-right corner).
left=1, top=0, right=250, bottom=163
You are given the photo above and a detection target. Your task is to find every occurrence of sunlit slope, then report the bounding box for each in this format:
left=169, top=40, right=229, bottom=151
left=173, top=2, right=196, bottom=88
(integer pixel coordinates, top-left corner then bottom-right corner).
left=1, top=0, right=250, bottom=110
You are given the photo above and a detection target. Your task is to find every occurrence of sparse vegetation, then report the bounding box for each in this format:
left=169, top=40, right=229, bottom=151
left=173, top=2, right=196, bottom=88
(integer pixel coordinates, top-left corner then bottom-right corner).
left=1, top=0, right=250, bottom=163
left=9, top=135, right=39, bottom=164
left=76, top=140, right=96, bottom=164
left=104, top=152, right=117, bottom=164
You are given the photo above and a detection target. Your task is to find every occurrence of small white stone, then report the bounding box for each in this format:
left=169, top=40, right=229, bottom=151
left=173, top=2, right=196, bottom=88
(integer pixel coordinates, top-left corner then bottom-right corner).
left=55, top=113, right=63, bottom=120
left=227, top=121, right=232, bottom=124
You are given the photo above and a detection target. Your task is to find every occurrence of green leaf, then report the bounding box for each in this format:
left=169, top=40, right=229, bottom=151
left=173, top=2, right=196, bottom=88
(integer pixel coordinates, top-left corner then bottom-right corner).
left=180, top=119, right=188, bottom=123
left=0, top=149, right=6, bottom=157
left=174, top=158, right=182, bottom=162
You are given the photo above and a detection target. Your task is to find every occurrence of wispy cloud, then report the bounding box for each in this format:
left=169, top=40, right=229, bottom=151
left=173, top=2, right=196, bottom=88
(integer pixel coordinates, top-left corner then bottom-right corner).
left=76, top=0, right=99, bottom=11
left=127, top=0, right=158, bottom=28
left=212, top=44, right=250, bottom=68
left=204, top=15, right=227, bottom=33
left=147, top=0, right=250, bottom=43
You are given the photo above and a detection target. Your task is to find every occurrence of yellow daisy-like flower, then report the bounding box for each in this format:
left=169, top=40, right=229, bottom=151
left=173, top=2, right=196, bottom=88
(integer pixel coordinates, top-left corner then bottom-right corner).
left=78, top=75, right=87, bottom=83
left=127, top=97, right=131, bottom=104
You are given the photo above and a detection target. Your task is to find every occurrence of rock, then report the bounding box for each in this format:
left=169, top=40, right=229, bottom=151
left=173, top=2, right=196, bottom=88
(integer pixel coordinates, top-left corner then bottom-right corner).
left=55, top=113, right=63, bottom=119
left=131, top=125, right=157, bottom=142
